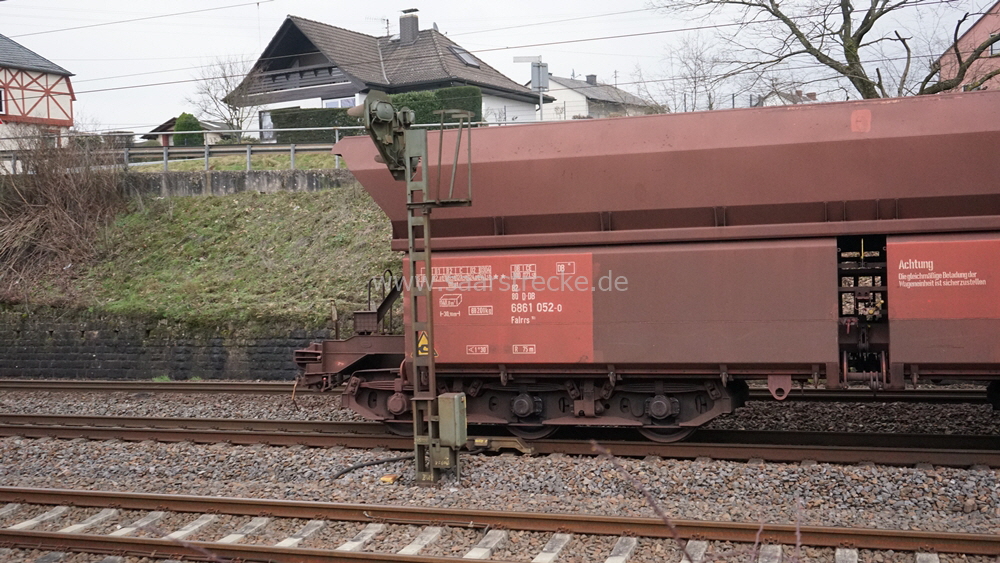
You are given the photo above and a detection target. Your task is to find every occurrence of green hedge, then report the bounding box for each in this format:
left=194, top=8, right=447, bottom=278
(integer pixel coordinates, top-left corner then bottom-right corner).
left=390, top=85, right=482, bottom=124
left=270, top=86, right=482, bottom=143
left=270, top=108, right=363, bottom=144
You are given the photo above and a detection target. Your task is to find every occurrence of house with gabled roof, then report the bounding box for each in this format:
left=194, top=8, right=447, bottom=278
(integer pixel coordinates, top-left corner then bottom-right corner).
left=0, top=33, right=75, bottom=149
left=232, top=11, right=547, bottom=136
left=542, top=74, right=658, bottom=120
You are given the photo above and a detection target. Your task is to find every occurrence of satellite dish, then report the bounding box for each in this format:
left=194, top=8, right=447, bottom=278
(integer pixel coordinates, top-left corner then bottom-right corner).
left=433, top=22, right=439, bottom=31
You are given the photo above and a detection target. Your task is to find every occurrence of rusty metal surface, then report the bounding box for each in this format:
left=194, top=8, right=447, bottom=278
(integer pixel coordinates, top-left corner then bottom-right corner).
left=337, top=91, right=1000, bottom=248
left=747, top=388, right=988, bottom=403
left=592, top=238, right=838, bottom=364
left=3, top=417, right=998, bottom=466
left=1, top=487, right=998, bottom=554
left=0, top=414, right=383, bottom=434
left=297, top=335, right=404, bottom=375
left=0, top=420, right=409, bottom=449
left=888, top=232, right=1000, bottom=366
left=0, top=380, right=987, bottom=402
left=386, top=215, right=1000, bottom=252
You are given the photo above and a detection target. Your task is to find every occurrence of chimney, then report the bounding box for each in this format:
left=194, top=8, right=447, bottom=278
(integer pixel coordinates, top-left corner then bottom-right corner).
left=795, top=89, right=803, bottom=98
left=400, top=9, right=419, bottom=44
left=806, top=92, right=817, bottom=101
left=585, top=74, right=597, bottom=86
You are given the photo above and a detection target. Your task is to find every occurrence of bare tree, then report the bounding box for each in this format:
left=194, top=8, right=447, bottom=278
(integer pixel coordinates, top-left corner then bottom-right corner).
left=186, top=56, right=263, bottom=138
left=650, top=0, right=1000, bottom=98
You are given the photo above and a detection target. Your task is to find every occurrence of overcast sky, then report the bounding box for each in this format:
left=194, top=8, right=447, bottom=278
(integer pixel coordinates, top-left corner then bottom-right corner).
left=1, top=0, right=696, bottom=132
left=1, top=0, right=994, bottom=133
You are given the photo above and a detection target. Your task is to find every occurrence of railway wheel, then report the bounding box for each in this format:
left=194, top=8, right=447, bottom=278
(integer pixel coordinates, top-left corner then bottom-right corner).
left=638, top=426, right=695, bottom=443
left=508, top=425, right=559, bottom=440
left=383, top=421, right=414, bottom=437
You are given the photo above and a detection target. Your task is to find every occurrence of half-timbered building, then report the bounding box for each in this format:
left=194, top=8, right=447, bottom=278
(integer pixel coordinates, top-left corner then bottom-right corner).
left=0, top=33, right=75, bottom=150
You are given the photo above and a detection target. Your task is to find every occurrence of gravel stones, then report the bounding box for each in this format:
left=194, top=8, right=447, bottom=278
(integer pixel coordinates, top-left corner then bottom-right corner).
left=1, top=436, right=998, bottom=537
left=707, top=400, right=1000, bottom=435
left=0, top=390, right=360, bottom=422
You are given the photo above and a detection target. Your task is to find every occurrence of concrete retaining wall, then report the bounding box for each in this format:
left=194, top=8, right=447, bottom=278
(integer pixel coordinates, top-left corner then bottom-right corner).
left=126, top=169, right=357, bottom=198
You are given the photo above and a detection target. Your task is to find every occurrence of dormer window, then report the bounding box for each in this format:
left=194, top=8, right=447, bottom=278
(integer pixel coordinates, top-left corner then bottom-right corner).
left=449, top=46, right=480, bottom=68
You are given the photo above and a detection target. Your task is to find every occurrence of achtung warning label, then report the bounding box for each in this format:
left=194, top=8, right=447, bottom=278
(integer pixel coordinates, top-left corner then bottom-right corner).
left=888, top=238, right=999, bottom=320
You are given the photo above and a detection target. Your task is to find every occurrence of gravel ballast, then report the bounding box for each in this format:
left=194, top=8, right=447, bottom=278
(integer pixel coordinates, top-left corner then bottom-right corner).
left=2, top=390, right=998, bottom=435
left=0, top=390, right=360, bottom=421
left=0, top=436, right=997, bottom=537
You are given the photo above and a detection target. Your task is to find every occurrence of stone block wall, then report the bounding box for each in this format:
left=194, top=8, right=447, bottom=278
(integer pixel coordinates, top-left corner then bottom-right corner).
left=0, top=311, right=330, bottom=380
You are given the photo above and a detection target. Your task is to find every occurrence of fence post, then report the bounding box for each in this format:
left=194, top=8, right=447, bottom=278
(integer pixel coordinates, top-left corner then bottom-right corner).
left=290, top=144, right=296, bottom=170
left=246, top=144, right=252, bottom=171
left=162, top=145, right=169, bottom=172
left=123, top=147, right=130, bottom=169
left=334, top=129, right=340, bottom=169
left=204, top=144, right=210, bottom=171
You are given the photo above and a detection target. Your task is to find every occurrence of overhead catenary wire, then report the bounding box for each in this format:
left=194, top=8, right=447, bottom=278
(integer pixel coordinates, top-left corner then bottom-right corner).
left=7, top=0, right=276, bottom=39
left=1, top=1, right=989, bottom=130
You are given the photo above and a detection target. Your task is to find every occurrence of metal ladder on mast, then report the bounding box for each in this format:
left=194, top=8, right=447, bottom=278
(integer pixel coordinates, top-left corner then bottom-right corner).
left=404, top=111, right=474, bottom=484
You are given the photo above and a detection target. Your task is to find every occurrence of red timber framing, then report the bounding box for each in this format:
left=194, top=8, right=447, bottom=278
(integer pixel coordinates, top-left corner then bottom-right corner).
left=0, top=67, right=74, bottom=127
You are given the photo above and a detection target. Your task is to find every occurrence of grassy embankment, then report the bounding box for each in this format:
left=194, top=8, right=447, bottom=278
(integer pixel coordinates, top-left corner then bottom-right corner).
left=82, top=186, right=399, bottom=330
left=1, top=139, right=394, bottom=332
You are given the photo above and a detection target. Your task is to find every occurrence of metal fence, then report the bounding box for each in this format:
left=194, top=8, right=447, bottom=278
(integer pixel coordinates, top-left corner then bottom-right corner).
left=1, top=121, right=504, bottom=173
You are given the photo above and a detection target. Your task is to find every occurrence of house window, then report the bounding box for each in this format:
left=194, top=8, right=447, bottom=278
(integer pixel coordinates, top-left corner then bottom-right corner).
left=992, top=34, right=998, bottom=56
left=0, top=88, right=5, bottom=114
left=259, top=111, right=274, bottom=142
left=323, top=97, right=356, bottom=109
left=449, top=46, right=480, bottom=68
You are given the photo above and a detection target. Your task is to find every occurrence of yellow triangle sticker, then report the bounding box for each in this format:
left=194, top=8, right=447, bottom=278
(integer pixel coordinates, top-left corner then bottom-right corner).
left=416, top=331, right=438, bottom=357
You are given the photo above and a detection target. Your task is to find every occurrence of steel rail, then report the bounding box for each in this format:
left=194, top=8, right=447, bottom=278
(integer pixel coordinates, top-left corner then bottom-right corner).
left=0, top=416, right=998, bottom=466
left=0, top=380, right=293, bottom=394
left=0, top=379, right=988, bottom=403
left=0, top=487, right=997, bottom=555
left=0, top=414, right=379, bottom=434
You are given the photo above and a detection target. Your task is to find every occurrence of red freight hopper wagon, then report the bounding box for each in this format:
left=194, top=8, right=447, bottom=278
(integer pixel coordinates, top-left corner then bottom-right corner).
left=296, top=91, right=1000, bottom=441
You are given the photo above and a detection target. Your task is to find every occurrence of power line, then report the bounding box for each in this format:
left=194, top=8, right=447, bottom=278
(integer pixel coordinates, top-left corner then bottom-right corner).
left=8, top=0, right=275, bottom=38
left=448, top=8, right=661, bottom=37
left=2, top=2, right=984, bottom=112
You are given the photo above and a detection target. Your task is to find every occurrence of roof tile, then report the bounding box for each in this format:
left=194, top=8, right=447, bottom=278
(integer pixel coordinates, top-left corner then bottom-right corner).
left=0, top=33, right=72, bottom=75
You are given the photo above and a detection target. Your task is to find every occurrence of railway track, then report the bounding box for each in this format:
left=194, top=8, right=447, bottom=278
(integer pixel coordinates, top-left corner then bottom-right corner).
left=0, top=378, right=989, bottom=403
left=0, top=487, right=996, bottom=562
left=1, top=414, right=997, bottom=467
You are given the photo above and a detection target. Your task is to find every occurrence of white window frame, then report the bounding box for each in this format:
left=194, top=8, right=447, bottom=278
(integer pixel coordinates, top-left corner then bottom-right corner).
left=322, top=96, right=357, bottom=109
left=0, top=87, right=5, bottom=115
left=259, top=110, right=274, bottom=142
left=991, top=34, right=998, bottom=57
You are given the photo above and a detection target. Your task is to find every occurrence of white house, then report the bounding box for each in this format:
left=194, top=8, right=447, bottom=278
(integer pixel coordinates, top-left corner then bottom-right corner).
left=142, top=117, right=232, bottom=147
left=541, top=74, right=658, bottom=120
left=0, top=33, right=75, bottom=151
left=231, top=12, right=549, bottom=136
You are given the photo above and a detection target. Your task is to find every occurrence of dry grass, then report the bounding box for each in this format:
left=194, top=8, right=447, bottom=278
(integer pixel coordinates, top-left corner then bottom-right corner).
left=0, top=131, right=129, bottom=304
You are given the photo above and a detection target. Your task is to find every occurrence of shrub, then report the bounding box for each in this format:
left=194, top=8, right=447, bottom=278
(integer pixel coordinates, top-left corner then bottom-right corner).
left=173, top=112, right=204, bottom=146
left=0, top=125, right=129, bottom=303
